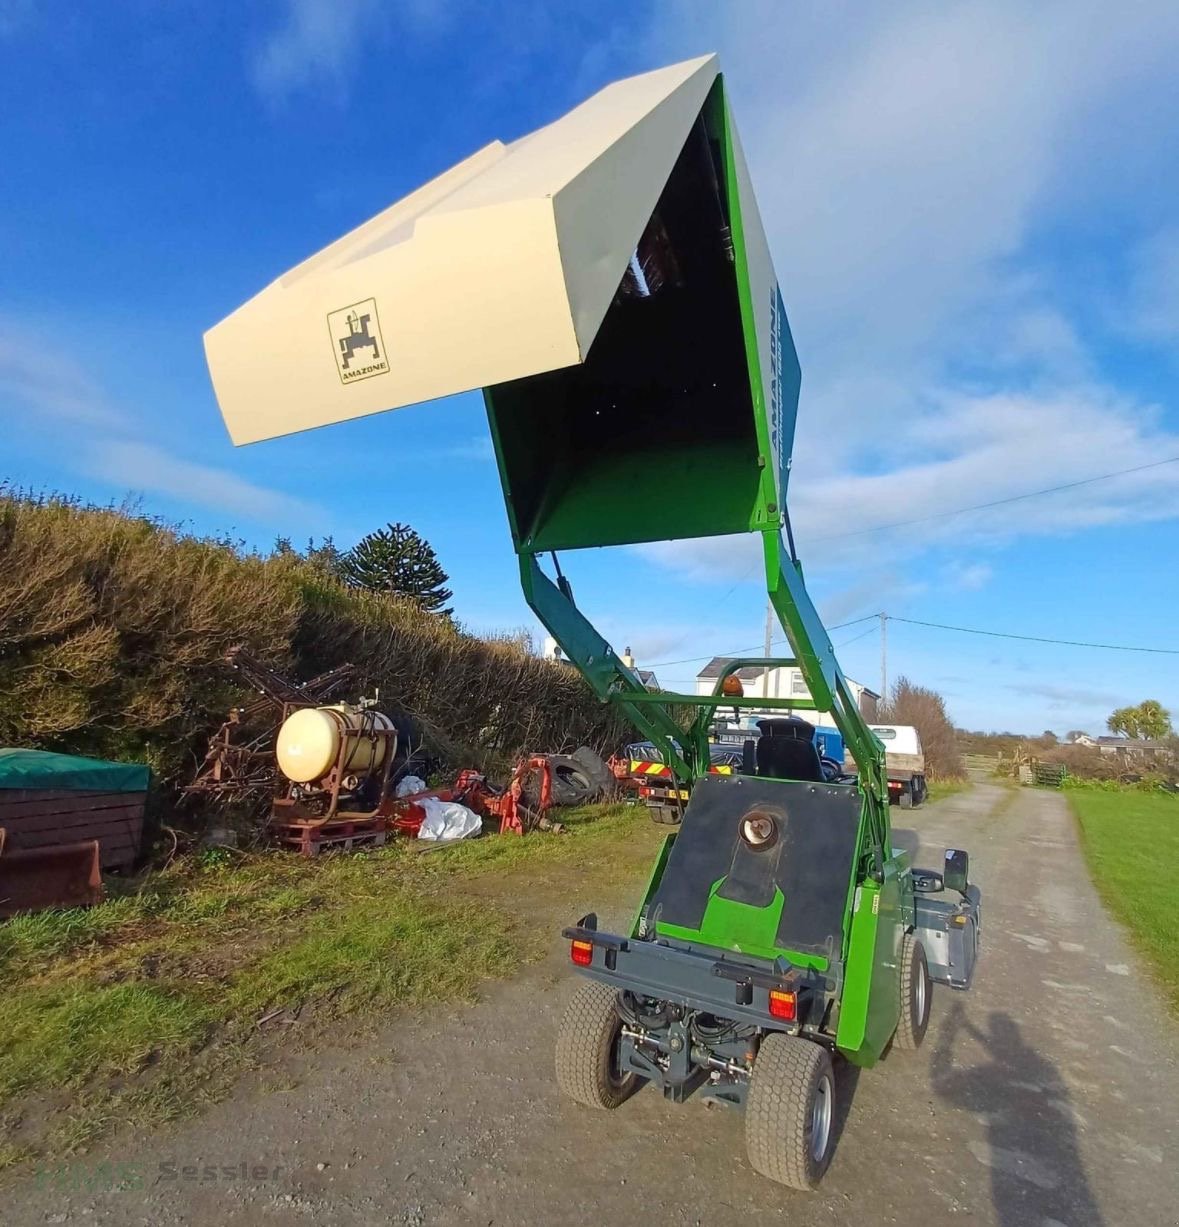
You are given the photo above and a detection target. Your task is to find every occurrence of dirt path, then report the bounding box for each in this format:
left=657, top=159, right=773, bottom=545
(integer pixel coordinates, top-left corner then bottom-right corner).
left=8, top=782, right=1178, bottom=1226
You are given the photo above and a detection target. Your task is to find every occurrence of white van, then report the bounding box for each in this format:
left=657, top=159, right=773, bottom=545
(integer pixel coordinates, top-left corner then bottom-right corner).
left=868, top=725, right=927, bottom=808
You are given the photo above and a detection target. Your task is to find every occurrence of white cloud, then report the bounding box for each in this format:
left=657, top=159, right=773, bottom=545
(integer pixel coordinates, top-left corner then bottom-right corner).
left=442, top=435, right=495, bottom=462
left=252, top=0, right=450, bottom=102
left=637, top=381, right=1179, bottom=590
left=0, top=330, right=127, bottom=429
left=253, top=0, right=385, bottom=102
left=90, top=441, right=318, bottom=525
left=944, top=561, right=992, bottom=592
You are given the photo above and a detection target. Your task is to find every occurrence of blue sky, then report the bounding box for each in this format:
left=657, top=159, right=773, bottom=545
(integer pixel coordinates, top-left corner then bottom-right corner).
left=3, top=1, right=1178, bottom=736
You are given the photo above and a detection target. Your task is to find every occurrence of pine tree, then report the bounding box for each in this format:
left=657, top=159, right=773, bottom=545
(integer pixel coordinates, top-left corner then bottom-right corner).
left=340, top=522, right=453, bottom=616
left=304, top=535, right=344, bottom=577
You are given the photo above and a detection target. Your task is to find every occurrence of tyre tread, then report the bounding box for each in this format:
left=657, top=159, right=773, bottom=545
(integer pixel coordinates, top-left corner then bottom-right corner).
left=554, top=980, right=635, bottom=1109
left=745, top=1034, right=833, bottom=1190
left=895, top=932, right=931, bottom=1051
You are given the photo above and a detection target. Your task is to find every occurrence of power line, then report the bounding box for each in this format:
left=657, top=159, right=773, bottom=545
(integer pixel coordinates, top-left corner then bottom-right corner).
left=835, top=625, right=877, bottom=649
left=643, top=609, right=1178, bottom=673
left=887, top=615, right=1179, bottom=655
left=644, top=615, right=876, bottom=669
left=809, top=454, right=1179, bottom=542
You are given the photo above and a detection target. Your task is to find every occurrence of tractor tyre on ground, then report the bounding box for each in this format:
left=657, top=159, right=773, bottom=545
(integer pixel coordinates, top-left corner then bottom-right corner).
left=543, top=756, right=596, bottom=806
left=895, top=932, right=931, bottom=1051
left=554, top=980, right=639, bottom=1110
left=745, top=1034, right=836, bottom=1190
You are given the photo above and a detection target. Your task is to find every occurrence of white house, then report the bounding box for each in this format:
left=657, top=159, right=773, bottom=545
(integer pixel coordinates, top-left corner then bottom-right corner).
left=695, top=657, right=879, bottom=728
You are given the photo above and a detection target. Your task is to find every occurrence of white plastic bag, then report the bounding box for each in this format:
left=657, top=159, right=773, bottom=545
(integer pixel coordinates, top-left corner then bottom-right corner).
left=417, top=797, right=482, bottom=841
left=395, top=775, right=428, bottom=798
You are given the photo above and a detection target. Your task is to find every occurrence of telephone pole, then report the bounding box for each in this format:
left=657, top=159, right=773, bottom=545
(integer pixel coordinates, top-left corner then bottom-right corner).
left=879, top=611, right=888, bottom=708
left=763, top=599, right=774, bottom=699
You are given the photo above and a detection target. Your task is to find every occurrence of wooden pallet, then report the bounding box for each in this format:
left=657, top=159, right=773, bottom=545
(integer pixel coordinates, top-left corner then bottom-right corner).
left=269, top=816, right=388, bottom=856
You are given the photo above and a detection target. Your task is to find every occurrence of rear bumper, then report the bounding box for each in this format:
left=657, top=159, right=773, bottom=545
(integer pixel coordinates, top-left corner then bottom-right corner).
left=563, top=918, right=820, bottom=1032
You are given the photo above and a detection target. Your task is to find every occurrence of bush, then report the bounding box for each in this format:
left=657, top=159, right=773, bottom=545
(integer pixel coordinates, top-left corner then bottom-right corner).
left=0, top=493, right=631, bottom=793
left=879, top=676, right=966, bottom=781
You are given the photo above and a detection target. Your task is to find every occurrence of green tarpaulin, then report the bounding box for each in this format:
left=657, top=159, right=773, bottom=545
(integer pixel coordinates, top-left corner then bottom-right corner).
left=0, top=749, right=150, bottom=794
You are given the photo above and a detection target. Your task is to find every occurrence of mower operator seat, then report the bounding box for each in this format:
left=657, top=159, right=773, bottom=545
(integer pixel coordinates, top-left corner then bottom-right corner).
left=755, top=717, right=825, bottom=783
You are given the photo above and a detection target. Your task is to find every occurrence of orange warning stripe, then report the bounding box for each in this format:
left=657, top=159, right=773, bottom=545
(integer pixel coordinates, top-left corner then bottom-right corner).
left=629, top=761, right=733, bottom=777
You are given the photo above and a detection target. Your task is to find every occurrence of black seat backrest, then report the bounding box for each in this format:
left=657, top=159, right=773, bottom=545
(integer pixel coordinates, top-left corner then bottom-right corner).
left=756, top=735, right=825, bottom=781
left=755, top=716, right=824, bottom=782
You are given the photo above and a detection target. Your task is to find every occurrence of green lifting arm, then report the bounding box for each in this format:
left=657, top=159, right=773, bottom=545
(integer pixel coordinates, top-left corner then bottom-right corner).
left=517, top=530, right=891, bottom=872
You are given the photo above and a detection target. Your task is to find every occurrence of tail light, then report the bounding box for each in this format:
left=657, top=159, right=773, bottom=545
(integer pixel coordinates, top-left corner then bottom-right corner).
left=768, top=990, right=797, bottom=1021
left=570, top=939, right=594, bottom=967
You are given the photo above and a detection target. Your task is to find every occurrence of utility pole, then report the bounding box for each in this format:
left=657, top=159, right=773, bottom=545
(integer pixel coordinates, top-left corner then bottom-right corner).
left=879, top=611, right=888, bottom=709
left=763, top=599, right=774, bottom=699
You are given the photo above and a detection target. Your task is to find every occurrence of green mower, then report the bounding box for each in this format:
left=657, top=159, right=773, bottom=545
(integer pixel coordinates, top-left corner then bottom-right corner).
left=204, top=54, right=981, bottom=1192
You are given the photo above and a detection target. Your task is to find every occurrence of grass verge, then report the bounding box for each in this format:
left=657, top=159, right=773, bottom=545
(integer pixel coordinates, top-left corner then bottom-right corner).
left=1070, top=789, right=1179, bottom=1016
left=0, top=802, right=660, bottom=1170
left=926, top=778, right=973, bottom=804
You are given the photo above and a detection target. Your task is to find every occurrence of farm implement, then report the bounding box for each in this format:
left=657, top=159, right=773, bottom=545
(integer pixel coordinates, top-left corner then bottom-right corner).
left=204, top=54, right=981, bottom=1190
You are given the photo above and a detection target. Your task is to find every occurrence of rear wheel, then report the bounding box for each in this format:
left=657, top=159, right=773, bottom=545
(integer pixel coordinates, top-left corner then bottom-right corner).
left=745, top=1035, right=835, bottom=1190
left=895, top=933, right=931, bottom=1050
left=554, top=981, right=639, bottom=1109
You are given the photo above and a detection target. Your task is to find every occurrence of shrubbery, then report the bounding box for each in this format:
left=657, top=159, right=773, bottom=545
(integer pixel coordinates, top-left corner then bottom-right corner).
left=878, top=676, right=966, bottom=781
left=0, top=494, right=630, bottom=791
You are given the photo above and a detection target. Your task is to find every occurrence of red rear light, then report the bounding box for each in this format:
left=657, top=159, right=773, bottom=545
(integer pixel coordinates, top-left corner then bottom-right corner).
left=768, top=990, right=796, bottom=1021
left=570, top=939, right=594, bottom=967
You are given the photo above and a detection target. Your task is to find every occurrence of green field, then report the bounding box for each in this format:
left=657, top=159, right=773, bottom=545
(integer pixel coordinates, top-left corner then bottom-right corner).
left=1071, top=790, right=1179, bottom=1015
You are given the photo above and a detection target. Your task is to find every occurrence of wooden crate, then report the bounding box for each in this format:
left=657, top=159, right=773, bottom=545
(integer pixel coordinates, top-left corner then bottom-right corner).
left=0, top=789, right=146, bottom=873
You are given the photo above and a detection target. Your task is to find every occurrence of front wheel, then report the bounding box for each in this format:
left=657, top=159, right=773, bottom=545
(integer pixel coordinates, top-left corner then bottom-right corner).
left=894, top=933, right=931, bottom=1050
left=745, top=1035, right=836, bottom=1190
left=554, top=981, right=639, bottom=1109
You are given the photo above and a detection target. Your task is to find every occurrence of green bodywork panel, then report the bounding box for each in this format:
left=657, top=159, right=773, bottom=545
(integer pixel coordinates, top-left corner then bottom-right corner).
left=659, top=882, right=788, bottom=964
left=834, top=862, right=906, bottom=1066
left=482, top=73, right=905, bottom=1066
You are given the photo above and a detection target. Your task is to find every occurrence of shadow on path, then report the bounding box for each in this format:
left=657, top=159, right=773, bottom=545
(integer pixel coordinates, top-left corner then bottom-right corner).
left=931, top=1001, right=1104, bottom=1227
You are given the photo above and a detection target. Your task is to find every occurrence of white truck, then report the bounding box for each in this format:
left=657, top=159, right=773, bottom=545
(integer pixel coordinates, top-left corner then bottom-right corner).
left=868, top=725, right=928, bottom=808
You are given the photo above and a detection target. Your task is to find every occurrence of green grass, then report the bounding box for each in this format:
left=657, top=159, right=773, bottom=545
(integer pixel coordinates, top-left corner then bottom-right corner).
left=1071, top=790, right=1179, bottom=1015
left=0, top=802, right=659, bottom=1169
left=926, top=778, right=972, bottom=803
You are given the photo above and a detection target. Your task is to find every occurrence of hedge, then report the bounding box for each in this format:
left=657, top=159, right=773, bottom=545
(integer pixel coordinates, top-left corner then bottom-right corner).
left=0, top=494, right=631, bottom=793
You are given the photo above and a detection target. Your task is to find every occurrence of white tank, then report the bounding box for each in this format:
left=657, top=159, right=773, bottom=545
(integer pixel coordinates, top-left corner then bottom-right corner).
left=275, top=705, right=395, bottom=784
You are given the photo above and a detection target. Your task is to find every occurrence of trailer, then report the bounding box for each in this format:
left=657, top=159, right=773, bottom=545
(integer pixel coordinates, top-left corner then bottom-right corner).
left=203, top=53, right=980, bottom=1191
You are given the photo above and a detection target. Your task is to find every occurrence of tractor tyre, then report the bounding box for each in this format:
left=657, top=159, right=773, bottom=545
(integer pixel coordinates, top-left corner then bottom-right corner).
left=895, top=933, right=931, bottom=1051
left=546, top=756, right=595, bottom=806
left=745, top=1035, right=836, bottom=1190
left=555, top=981, right=639, bottom=1110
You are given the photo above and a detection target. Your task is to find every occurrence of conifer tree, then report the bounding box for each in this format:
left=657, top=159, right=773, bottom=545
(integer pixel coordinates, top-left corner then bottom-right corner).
left=340, top=522, right=453, bottom=616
